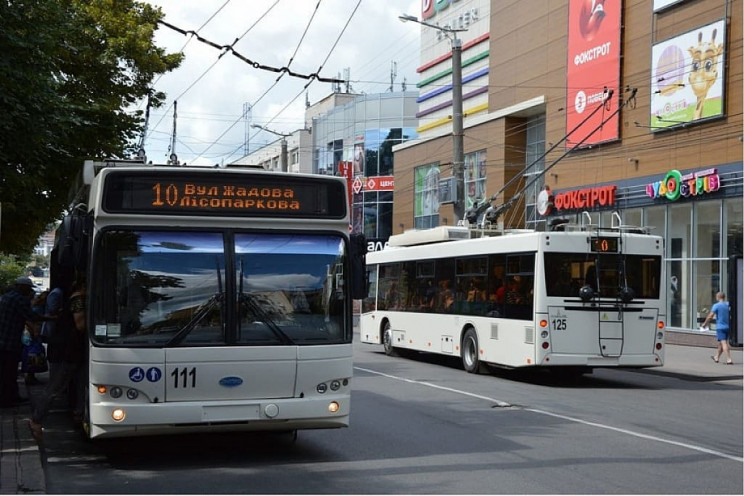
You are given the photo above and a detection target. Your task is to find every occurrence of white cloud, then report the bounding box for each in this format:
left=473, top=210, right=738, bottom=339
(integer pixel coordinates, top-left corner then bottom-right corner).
left=141, top=0, right=421, bottom=166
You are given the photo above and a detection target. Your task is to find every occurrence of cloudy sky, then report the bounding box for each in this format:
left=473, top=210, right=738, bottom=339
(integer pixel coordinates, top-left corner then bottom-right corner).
left=140, top=0, right=422, bottom=166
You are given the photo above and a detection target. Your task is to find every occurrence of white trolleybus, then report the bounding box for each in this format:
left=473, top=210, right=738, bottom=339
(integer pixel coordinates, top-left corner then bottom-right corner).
left=361, top=214, right=666, bottom=374
left=54, top=160, right=365, bottom=439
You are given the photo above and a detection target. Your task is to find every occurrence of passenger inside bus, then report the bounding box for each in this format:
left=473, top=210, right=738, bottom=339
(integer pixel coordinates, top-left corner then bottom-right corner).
left=383, top=280, right=401, bottom=310
left=437, top=280, right=454, bottom=313
left=505, top=277, right=524, bottom=305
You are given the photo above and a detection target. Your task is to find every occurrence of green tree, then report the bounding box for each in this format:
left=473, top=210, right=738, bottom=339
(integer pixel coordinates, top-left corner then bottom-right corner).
left=0, top=253, right=26, bottom=292
left=0, top=0, right=182, bottom=255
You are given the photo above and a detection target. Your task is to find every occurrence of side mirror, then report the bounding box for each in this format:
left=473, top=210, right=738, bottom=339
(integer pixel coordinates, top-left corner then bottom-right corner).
left=349, top=233, right=367, bottom=300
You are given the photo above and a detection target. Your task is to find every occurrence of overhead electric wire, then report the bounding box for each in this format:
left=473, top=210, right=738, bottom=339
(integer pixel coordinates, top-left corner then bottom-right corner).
left=146, top=0, right=283, bottom=147
left=201, top=0, right=363, bottom=164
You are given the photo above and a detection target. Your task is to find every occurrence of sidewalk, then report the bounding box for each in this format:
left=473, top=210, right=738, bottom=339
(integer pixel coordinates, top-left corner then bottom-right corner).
left=1, top=344, right=741, bottom=494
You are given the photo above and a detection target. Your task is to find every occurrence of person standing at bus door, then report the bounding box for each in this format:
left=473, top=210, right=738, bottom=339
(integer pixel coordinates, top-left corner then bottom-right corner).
left=0, top=277, right=52, bottom=407
left=21, top=291, right=49, bottom=385
left=29, top=279, right=87, bottom=441
left=703, top=292, right=733, bottom=365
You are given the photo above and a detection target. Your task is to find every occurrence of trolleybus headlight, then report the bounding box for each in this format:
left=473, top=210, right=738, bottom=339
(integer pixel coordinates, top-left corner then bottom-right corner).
left=109, top=387, right=123, bottom=399
left=111, top=409, right=126, bottom=422
left=330, top=380, right=341, bottom=391
left=328, top=401, right=340, bottom=413
left=126, top=389, right=139, bottom=400
left=316, top=383, right=328, bottom=394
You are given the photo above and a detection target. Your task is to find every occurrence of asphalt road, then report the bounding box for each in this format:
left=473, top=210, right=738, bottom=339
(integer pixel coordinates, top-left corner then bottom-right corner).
left=38, top=339, right=743, bottom=494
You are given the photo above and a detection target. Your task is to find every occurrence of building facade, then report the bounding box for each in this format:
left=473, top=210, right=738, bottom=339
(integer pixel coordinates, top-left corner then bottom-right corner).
left=392, top=0, right=743, bottom=344
left=231, top=91, right=420, bottom=249
left=310, top=91, right=419, bottom=248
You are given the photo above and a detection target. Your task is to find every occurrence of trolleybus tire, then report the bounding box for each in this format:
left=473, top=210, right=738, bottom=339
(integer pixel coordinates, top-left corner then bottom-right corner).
left=462, top=328, right=486, bottom=374
left=382, top=321, right=400, bottom=357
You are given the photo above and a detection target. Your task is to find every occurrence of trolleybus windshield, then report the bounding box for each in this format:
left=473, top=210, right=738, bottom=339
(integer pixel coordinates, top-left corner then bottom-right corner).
left=91, top=230, right=348, bottom=346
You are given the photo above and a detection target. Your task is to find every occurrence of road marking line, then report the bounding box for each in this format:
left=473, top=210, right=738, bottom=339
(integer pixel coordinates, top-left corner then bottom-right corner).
left=354, top=366, right=744, bottom=463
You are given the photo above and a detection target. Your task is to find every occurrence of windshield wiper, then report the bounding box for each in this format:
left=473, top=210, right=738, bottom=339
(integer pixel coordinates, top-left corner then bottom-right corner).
left=240, top=293, right=296, bottom=345
left=165, top=292, right=224, bottom=346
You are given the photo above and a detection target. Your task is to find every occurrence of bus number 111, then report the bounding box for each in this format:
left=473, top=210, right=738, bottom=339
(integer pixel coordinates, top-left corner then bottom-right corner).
left=171, top=367, right=197, bottom=388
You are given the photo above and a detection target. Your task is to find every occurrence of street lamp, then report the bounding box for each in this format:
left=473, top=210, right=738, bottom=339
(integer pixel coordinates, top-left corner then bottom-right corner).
left=251, top=124, right=291, bottom=172
left=400, top=14, right=467, bottom=222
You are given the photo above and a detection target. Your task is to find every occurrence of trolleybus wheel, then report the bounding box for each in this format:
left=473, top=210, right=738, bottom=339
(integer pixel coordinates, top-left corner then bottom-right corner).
left=462, top=328, right=485, bottom=374
left=382, top=322, right=399, bottom=357
left=81, top=388, right=92, bottom=442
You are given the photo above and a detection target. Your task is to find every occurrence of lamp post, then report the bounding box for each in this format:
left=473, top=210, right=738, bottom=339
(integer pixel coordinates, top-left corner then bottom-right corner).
left=251, top=124, right=291, bottom=172
left=400, top=14, right=467, bottom=223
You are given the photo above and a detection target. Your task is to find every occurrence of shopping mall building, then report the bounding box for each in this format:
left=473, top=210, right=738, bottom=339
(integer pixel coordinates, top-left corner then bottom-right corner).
left=392, top=0, right=743, bottom=345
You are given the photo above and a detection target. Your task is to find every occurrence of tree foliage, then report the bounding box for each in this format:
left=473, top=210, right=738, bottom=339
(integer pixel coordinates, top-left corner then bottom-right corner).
left=0, top=0, right=182, bottom=255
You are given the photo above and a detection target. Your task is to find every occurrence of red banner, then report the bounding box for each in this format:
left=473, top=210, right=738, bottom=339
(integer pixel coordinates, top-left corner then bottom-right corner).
left=364, top=176, right=395, bottom=192
left=566, top=0, right=621, bottom=148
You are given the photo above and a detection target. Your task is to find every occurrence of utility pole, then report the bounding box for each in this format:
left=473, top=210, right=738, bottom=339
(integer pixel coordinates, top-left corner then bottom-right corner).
left=243, top=102, right=252, bottom=156
left=251, top=124, right=291, bottom=172
left=168, top=100, right=178, bottom=165
left=451, top=38, right=464, bottom=222
left=399, top=14, right=467, bottom=223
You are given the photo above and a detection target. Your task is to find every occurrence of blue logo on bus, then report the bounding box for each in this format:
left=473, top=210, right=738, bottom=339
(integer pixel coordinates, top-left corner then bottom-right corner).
left=219, top=376, right=243, bottom=387
left=146, top=367, right=162, bottom=382
left=129, top=367, right=145, bottom=382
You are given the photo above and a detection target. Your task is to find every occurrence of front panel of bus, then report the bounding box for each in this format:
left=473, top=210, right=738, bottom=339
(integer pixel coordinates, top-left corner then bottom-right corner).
left=84, top=168, right=354, bottom=438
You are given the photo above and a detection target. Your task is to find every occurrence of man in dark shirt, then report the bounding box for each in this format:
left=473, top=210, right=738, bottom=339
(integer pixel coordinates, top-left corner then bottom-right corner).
left=0, top=277, right=47, bottom=406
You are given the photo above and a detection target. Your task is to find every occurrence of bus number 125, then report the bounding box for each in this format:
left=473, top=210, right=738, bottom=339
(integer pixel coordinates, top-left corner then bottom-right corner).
left=551, top=318, right=567, bottom=331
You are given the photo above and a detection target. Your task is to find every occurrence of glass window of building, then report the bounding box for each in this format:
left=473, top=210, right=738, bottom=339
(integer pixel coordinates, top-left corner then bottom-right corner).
left=725, top=198, right=743, bottom=257
left=524, top=115, right=546, bottom=229
left=414, top=163, right=441, bottom=229
left=464, top=150, right=487, bottom=212
left=623, top=208, right=642, bottom=228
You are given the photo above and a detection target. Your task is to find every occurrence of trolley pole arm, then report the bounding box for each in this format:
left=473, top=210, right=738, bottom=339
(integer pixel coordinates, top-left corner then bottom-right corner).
left=466, top=87, right=637, bottom=224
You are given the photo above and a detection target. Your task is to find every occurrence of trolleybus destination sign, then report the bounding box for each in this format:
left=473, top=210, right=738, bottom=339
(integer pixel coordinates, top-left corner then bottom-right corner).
left=102, top=171, right=347, bottom=218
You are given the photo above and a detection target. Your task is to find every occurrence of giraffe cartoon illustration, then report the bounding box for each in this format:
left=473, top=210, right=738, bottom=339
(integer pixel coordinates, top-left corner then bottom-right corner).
left=688, top=29, right=723, bottom=120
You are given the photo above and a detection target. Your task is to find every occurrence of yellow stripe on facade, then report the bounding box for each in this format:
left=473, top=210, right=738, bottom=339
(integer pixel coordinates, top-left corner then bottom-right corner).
left=415, top=103, right=489, bottom=133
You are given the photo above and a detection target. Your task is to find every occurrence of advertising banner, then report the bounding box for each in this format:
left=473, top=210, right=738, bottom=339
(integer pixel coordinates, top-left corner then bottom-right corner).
left=650, top=20, right=725, bottom=130
left=566, top=0, right=622, bottom=148
left=415, top=165, right=441, bottom=217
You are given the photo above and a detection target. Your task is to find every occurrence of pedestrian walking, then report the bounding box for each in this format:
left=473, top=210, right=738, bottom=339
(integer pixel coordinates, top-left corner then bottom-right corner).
left=703, top=291, right=733, bottom=365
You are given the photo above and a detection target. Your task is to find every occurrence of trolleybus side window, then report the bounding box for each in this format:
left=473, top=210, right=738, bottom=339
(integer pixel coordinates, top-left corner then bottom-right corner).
left=362, top=265, right=378, bottom=313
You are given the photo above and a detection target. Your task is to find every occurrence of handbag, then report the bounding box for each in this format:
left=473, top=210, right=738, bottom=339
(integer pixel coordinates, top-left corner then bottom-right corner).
left=21, top=340, right=48, bottom=374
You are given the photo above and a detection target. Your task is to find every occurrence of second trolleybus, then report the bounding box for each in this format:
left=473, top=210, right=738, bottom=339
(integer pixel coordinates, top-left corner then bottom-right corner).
left=360, top=215, right=666, bottom=374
